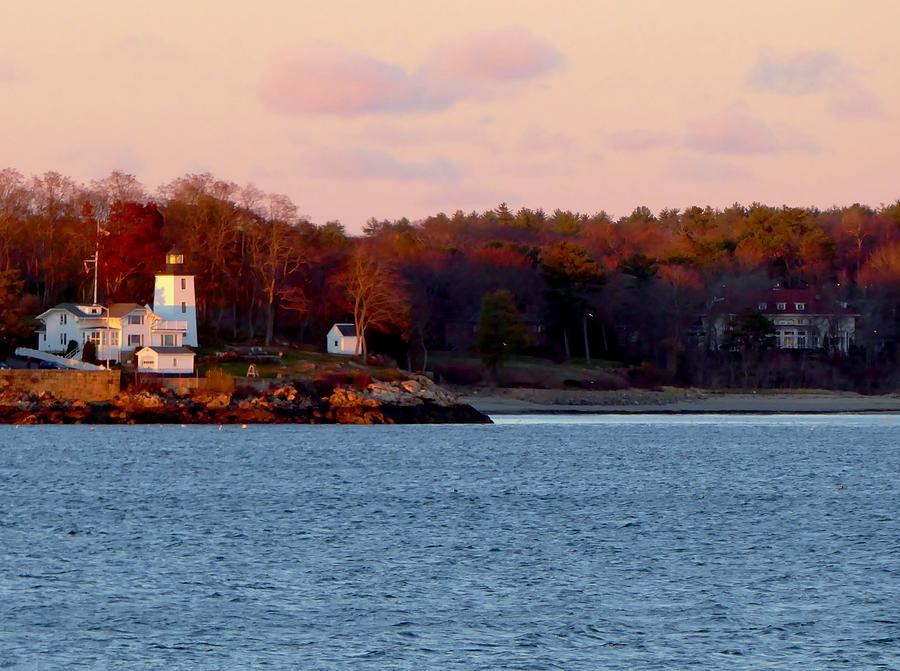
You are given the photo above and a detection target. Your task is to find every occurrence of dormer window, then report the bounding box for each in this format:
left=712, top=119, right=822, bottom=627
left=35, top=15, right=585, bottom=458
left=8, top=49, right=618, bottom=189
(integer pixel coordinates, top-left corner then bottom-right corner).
left=757, top=302, right=767, bottom=310
left=795, top=302, right=805, bottom=311
left=776, top=302, right=786, bottom=310
left=127, top=314, right=144, bottom=325
left=59, top=313, right=67, bottom=325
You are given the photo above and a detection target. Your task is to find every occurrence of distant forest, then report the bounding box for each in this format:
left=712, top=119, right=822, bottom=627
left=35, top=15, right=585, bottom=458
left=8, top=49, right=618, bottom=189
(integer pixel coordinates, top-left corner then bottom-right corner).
left=1, top=168, right=900, bottom=390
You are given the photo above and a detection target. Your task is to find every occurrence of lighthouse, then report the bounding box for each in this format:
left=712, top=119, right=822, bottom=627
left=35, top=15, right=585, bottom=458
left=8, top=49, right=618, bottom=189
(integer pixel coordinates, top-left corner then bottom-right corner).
left=153, top=248, right=198, bottom=347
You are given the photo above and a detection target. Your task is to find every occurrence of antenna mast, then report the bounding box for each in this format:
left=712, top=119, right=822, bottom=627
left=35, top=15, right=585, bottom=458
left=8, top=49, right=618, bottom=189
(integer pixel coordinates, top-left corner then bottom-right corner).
left=93, top=214, right=99, bottom=304
left=83, top=212, right=100, bottom=304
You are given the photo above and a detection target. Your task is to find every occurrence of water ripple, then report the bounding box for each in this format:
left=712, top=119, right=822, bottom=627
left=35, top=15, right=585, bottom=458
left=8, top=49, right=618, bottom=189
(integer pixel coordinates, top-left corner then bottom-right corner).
left=1, top=420, right=899, bottom=669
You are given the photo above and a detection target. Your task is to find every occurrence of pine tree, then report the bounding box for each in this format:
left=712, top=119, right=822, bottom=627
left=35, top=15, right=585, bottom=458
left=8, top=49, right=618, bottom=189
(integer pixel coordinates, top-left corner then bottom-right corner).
left=474, top=289, right=529, bottom=375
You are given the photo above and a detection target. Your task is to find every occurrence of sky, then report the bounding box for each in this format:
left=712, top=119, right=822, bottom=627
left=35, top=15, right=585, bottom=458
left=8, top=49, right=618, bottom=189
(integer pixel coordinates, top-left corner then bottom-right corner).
left=1, top=1, right=897, bottom=231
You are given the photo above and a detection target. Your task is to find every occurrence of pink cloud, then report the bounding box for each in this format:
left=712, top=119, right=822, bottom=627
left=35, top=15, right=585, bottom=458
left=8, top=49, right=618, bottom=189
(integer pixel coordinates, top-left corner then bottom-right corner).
left=0, top=59, right=21, bottom=84
left=828, top=85, right=883, bottom=119
left=301, top=147, right=461, bottom=182
left=360, top=123, right=501, bottom=150
left=518, top=126, right=574, bottom=153
left=670, top=157, right=753, bottom=182
left=260, top=46, right=416, bottom=116
left=608, top=129, right=674, bottom=152
left=748, top=50, right=845, bottom=95
left=420, top=30, right=562, bottom=100
left=748, top=49, right=882, bottom=120
left=112, top=34, right=188, bottom=61
left=683, top=113, right=818, bottom=156
left=260, top=31, right=562, bottom=116
left=62, top=145, right=145, bottom=180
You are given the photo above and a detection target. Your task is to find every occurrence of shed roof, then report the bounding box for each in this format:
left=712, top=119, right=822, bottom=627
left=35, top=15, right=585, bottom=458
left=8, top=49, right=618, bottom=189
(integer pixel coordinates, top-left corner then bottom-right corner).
left=138, top=346, right=195, bottom=355
left=332, top=323, right=357, bottom=337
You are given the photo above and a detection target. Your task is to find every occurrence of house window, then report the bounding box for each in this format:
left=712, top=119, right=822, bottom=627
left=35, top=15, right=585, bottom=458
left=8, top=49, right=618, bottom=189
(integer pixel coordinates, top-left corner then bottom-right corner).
left=162, top=334, right=176, bottom=346
left=86, top=331, right=101, bottom=346
left=167, top=253, right=184, bottom=265
left=181, top=301, right=186, bottom=314
left=128, top=334, right=143, bottom=346
left=334, top=340, right=339, bottom=348
left=776, top=302, right=786, bottom=310
left=173, top=358, right=178, bottom=368
left=797, top=330, right=807, bottom=348
left=110, top=331, right=119, bottom=347
left=757, top=303, right=767, bottom=310
left=42, top=333, right=46, bottom=342
left=127, top=315, right=144, bottom=325
left=60, top=332, right=67, bottom=345
left=795, top=302, right=805, bottom=311
left=181, top=278, right=186, bottom=290
left=59, top=313, right=67, bottom=325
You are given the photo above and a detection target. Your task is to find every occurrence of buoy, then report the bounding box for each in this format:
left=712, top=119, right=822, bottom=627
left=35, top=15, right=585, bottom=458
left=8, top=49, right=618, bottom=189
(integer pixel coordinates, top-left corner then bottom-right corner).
left=241, top=424, right=248, bottom=429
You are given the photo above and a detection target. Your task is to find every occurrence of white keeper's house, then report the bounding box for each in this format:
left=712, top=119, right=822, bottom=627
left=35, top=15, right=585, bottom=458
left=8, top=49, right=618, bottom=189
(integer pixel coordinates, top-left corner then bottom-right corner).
left=34, top=249, right=198, bottom=375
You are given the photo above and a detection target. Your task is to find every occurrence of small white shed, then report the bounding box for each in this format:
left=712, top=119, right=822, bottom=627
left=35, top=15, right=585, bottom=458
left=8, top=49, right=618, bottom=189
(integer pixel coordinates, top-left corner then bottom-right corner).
left=327, top=323, right=360, bottom=356
left=136, top=346, right=196, bottom=375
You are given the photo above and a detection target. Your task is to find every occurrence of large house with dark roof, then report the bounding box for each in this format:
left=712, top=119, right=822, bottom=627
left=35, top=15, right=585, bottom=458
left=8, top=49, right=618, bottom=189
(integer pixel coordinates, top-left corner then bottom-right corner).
left=705, top=286, right=858, bottom=354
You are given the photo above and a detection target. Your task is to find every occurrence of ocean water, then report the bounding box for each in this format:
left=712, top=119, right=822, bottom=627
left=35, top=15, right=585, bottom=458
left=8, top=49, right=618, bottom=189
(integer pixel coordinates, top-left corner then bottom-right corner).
left=1, top=416, right=899, bottom=670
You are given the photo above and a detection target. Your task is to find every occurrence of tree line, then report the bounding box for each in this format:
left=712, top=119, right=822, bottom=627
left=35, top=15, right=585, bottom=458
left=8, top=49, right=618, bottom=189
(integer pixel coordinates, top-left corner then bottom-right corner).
left=1, top=168, right=900, bottom=388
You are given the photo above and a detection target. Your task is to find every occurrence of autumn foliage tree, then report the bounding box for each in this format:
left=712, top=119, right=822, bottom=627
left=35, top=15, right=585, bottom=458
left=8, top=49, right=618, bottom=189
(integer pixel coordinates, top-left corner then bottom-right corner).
left=99, top=201, right=167, bottom=303
left=0, top=269, right=27, bottom=355
left=5, top=164, right=900, bottom=390
left=339, top=246, right=409, bottom=360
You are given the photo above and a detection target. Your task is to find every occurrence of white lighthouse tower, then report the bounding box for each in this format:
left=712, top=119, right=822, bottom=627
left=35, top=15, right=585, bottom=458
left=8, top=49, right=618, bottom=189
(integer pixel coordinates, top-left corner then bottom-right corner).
left=153, top=248, right=198, bottom=347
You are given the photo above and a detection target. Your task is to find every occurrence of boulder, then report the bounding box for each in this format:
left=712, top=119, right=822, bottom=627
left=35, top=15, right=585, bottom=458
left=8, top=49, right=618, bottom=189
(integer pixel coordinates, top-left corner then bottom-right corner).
left=194, top=391, right=231, bottom=409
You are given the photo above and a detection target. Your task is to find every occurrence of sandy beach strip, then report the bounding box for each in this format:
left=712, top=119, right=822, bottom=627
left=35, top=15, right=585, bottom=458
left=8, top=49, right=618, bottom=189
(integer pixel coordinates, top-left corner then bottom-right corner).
left=459, top=388, right=900, bottom=415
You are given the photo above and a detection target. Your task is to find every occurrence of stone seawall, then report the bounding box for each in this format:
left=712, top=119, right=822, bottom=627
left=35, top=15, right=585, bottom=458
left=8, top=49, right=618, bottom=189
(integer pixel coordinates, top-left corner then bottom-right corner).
left=0, top=370, right=121, bottom=402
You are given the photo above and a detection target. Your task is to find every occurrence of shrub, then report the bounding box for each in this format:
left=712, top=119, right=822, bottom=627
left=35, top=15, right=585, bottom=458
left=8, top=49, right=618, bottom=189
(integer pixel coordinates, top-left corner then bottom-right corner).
left=82, top=341, right=98, bottom=364
left=627, top=362, right=669, bottom=389
left=437, top=363, right=484, bottom=385
left=351, top=372, right=373, bottom=390
left=205, top=367, right=236, bottom=393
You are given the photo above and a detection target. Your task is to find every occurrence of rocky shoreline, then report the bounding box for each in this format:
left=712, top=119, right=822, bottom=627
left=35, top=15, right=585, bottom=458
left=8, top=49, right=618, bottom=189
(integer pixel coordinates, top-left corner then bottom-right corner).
left=0, top=377, right=491, bottom=425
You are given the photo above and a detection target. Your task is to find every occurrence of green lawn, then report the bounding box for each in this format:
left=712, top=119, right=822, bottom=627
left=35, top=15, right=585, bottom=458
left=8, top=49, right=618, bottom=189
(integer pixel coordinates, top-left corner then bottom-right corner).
left=196, top=344, right=626, bottom=388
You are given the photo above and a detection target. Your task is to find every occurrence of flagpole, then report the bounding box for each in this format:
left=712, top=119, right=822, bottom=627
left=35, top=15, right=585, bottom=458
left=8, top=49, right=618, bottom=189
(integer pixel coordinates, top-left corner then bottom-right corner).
left=93, top=215, right=99, bottom=305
